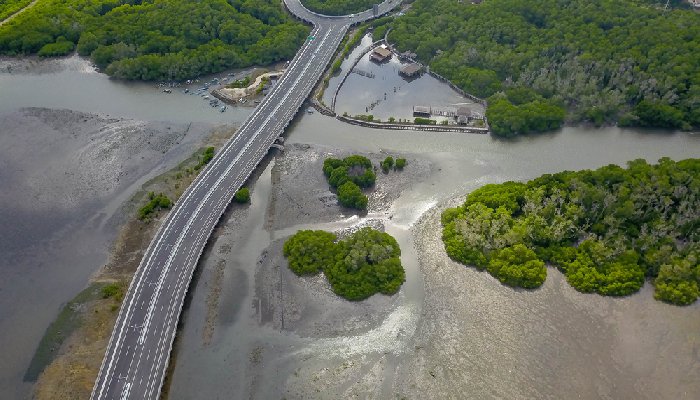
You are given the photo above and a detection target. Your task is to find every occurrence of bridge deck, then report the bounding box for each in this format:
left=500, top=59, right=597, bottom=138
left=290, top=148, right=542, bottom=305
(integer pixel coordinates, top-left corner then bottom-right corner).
left=90, top=0, right=397, bottom=399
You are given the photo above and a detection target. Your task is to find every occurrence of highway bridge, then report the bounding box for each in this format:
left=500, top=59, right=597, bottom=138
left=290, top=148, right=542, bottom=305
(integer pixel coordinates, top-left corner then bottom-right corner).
left=90, top=0, right=397, bottom=399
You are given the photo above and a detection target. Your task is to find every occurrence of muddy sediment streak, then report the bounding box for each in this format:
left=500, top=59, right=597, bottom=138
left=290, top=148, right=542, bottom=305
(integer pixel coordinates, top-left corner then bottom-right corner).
left=0, top=107, right=223, bottom=399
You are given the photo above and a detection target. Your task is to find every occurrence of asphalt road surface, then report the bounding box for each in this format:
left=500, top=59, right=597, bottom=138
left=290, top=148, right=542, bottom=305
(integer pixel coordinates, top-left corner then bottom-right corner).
left=90, top=1, right=396, bottom=399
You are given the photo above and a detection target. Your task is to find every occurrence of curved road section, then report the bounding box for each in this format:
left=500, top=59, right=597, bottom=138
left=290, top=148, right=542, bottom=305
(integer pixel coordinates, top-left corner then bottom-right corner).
left=90, top=1, right=395, bottom=399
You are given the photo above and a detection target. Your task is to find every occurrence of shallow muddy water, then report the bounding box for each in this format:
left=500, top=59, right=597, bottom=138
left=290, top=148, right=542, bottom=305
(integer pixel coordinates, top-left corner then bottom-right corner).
left=333, top=36, right=483, bottom=122
left=0, top=54, right=698, bottom=399
left=167, top=113, right=699, bottom=399
left=0, top=57, right=252, bottom=398
left=0, top=56, right=253, bottom=123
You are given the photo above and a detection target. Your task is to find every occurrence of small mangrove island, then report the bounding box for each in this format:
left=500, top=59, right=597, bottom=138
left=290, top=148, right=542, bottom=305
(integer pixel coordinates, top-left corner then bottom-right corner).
left=283, top=227, right=406, bottom=300
left=442, top=158, right=700, bottom=305
left=323, top=155, right=376, bottom=210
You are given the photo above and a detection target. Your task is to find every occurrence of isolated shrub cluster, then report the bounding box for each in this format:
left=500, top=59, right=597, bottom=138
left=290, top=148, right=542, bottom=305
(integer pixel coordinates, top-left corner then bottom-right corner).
left=283, top=228, right=405, bottom=300
left=138, top=192, right=172, bottom=220
left=323, top=155, right=376, bottom=210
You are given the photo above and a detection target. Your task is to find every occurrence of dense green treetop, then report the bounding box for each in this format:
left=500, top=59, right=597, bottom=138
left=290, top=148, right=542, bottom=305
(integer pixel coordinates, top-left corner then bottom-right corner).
left=388, top=0, right=700, bottom=133
left=0, top=0, right=34, bottom=22
left=324, top=155, right=376, bottom=188
left=337, top=181, right=368, bottom=210
left=0, top=0, right=309, bottom=81
left=323, top=155, right=376, bottom=210
left=442, top=158, right=700, bottom=305
left=283, top=228, right=405, bottom=300
left=283, top=230, right=338, bottom=275
left=300, top=0, right=376, bottom=16
left=486, top=89, right=566, bottom=137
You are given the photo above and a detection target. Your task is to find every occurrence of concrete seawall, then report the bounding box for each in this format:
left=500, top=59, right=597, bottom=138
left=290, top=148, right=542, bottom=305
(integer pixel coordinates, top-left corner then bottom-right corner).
left=335, top=114, right=488, bottom=134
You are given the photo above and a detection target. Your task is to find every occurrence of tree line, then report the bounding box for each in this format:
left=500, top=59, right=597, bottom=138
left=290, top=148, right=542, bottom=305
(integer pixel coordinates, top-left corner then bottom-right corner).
left=300, top=0, right=376, bottom=16
left=442, top=158, right=699, bottom=305
left=0, top=0, right=309, bottom=81
left=387, top=0, right=700, bottom=135
left=0, top=0, right=33, bottom=22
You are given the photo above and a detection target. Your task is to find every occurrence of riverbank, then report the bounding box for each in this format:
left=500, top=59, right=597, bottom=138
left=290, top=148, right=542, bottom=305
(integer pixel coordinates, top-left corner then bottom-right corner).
left=30, top=125, right=238, bottom=399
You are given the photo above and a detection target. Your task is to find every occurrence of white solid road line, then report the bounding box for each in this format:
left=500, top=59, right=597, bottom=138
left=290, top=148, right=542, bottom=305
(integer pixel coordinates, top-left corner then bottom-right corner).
left=121, top=24, right=335, bottom=400
left=92, top=0, right=394, bottom=397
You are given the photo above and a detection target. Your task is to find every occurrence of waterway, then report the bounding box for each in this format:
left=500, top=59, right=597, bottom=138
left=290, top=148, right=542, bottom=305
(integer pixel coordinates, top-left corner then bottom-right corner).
left=166, top=110, right=699, bottom=399
left=0, top=54, right=699, bottom=399
left=0, top=55, right=252, bottom=123
left=0, top=56, right=253, bottom=398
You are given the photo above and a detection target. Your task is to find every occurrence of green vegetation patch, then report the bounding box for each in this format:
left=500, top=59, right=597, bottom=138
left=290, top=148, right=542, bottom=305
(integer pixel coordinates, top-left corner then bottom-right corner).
left=234, top=187, right=250, bottom=204
left=24, top=282, right=114, bottom=381
left=301, top=0, right=376, bottom=16
left=486, top=89, right=565, bottom=137
left=323, top=155, right=376, bottom=210
left=388, top=0, right=700, bottom=133
left=0, top=0, right=309, bottom=81
left=380, top=156, right=393, bottom=172
left=441, top=158, right=700, bottom=305
left=227, top=76, right=251, bottom=89
left=195, top=146, right=215, bottom=171
left=337, top=181, right=367, bottom=209
left=414, top=117, right=436, bottom=125
left=0, top=0, right=33, bottom=22
left=284, top=228, right=405, bottom=300
left=331, top=26, right=367, bottom=75
left=138, top=192, right=172, bottom=220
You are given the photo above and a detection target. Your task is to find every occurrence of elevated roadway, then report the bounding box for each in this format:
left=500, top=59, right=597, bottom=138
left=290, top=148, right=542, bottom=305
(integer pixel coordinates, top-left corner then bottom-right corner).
left=90, top=0, right=395, bottom=399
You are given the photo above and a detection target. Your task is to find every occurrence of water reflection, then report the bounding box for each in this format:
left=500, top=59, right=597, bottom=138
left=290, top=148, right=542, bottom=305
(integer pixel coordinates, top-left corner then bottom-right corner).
left=168, top=110, right=700, bottom=399
left=335, top=39, right=484, bottom=122
left=0, top=55, right=253, bottom=123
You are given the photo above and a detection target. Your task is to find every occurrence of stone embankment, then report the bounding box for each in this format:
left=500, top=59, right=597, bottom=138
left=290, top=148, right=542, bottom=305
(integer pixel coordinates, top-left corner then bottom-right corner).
left=336, top=114, right=488, bottom=133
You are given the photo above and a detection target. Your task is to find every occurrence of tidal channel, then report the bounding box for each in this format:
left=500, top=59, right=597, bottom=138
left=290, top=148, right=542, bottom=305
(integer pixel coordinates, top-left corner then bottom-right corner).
left=0, top=54, right=698, bottom=399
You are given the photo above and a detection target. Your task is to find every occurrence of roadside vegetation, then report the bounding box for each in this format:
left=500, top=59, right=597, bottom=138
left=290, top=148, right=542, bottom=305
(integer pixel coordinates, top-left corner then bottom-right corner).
left=138, top=192, right=172, bottom=220
left=0, top=0, right=308, bottom=81
left=300, top=0, right=376, bottom=16
left=196, top=146, right=215, bottom=170
left=370, top=16, right=393, bottom=41
left=330, top=26, right=367, bottom=75
left=234, top=187, right=250, bottom=203
left=388, top=0, right=700, bottom=135
left=441, top=158, right=700, bottom=305
left=283, top=227, right=405, bottom=300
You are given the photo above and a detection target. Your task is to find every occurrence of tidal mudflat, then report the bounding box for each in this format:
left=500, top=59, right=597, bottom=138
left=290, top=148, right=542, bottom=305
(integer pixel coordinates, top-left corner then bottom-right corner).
left=166, top=133, right=699, bottom=399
